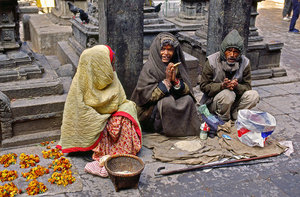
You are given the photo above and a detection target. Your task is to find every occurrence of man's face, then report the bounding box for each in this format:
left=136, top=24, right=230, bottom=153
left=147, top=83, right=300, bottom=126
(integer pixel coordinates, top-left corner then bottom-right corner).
left=161, top=44, right=175, bottom=63
left=224, top=47, right=240, bottom=64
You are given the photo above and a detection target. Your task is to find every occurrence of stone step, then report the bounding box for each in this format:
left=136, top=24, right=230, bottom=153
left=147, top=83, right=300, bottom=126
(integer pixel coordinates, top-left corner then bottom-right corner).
left=11, top=94, right=67, bottom=118
left=2, top=129, right=61, bottom=149
left=57, top=41, right=79, bottom=70
left=0, top=53, right=64, bottom=99
left=0, top=79, right=64, bottom=99
left=144, top=18, right=164, bottom=25
left=144, top=12, right=159, bottom=19
left=10, top=93, right=67, bottom=136
left=45, top=55, right=73, bottom=93
left=144, top=22, right=177, bottom=32
left=46, top=55, right=62, bottom=71
left=12, top=112, right=63, bottom=137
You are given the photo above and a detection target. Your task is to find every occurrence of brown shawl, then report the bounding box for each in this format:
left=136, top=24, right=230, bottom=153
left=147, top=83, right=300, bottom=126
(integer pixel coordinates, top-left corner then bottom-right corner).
left=131, top=32, right=200, bottom=137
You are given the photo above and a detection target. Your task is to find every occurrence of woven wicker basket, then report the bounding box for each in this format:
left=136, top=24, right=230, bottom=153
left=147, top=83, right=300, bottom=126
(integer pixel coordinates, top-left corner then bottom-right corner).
left=104, top=154, right=145, bottom=192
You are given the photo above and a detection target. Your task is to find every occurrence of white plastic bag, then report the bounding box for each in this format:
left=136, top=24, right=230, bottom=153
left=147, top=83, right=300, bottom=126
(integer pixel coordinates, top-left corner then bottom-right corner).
left=235, top=109, right=276, bottom=147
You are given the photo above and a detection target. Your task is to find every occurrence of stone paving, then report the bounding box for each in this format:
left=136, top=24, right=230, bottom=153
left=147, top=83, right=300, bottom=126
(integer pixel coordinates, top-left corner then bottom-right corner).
left=1, top=0, right=300, bottom=196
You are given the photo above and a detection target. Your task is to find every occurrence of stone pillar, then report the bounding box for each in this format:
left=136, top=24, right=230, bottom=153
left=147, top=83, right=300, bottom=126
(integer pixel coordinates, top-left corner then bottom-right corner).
left=207, top=0, right=252, bottom=56
left=249, top=0, right=264, bottom=42
left=0, top=0, right=44, bottom=82
left=194, top=0, right=209, bottom=38
left=175, top=0, right=207, bottom=23
left=0, top=0, right=20, bottom=51
left=98, top=0, right=144, bottom=97
left=179, top=0, right=198, bottom=21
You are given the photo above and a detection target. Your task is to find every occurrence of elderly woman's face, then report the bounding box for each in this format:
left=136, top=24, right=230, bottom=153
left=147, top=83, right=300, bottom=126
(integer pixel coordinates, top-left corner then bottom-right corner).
left=160, top=44, right=175, bottom=63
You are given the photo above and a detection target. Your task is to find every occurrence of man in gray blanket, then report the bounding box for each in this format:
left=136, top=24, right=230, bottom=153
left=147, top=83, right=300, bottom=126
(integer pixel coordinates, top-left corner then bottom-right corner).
left=199, top=29, right=259, bottom=122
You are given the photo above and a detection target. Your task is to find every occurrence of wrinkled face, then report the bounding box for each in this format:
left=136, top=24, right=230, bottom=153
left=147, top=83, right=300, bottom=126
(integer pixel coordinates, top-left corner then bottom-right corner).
left=224, top=47, right=240, bottom=64
left=160, top=44, right=175, bottom=63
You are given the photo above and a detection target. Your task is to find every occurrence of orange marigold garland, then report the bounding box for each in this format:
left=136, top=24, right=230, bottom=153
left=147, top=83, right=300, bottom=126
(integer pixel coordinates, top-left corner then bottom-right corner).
left=48, top=170, right=76, bottom=187
left=0, top=182, right=22, bottom=197
left=0, top=153, right=17, bottom=167
left=26, top=179, right=48, bottom=195
left=48, top=157, right=72, bottom=172
left=21, top=165, right=50, bottom=181
left=19, top=153, right=40, bottom=168
left=42, top=148, right=63, bottom=159
left=0, top=169, right=18, bottom=182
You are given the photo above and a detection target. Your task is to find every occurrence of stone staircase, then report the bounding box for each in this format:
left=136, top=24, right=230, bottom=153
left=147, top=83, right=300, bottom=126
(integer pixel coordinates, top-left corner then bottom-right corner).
left=0, top=54, right=72, bottom=149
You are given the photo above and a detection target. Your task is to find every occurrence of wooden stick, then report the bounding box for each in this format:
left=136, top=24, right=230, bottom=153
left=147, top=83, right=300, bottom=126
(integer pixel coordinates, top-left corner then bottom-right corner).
left=154, top=153, right=280, bottom=176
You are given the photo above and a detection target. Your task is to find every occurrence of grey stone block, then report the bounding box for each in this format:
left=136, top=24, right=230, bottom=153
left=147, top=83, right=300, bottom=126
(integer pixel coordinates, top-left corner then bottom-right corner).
left=56, top=64, right=75, bottom=78
left=251, top=69, right=273, bottom=80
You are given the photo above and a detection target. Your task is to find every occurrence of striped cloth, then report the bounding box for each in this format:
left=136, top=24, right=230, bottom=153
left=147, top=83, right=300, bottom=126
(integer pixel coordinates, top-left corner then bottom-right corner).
left=84, top=161, right=108, bottom=178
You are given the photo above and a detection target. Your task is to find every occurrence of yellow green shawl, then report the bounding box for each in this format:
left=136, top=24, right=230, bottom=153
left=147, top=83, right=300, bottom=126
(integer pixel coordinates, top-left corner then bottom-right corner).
left=57, top=45, right=141, bottom=153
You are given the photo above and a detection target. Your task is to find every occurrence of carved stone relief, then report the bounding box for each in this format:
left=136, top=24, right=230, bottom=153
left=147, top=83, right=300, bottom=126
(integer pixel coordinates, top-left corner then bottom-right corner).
left=0, top=91, right=12, bottom=144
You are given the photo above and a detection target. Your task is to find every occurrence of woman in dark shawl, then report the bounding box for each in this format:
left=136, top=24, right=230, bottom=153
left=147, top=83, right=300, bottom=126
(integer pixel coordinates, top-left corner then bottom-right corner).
left=131, top=32, right=200, bottom=137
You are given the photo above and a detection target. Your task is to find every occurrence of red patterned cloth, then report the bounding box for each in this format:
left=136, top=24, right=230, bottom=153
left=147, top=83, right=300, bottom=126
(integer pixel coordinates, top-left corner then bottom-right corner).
left=92, top=115, right=142, bottom=161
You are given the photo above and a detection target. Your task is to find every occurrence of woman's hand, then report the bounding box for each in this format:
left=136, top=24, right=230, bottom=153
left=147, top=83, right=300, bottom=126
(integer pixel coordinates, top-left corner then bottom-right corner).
left=165, top=62, right=176, bottom=83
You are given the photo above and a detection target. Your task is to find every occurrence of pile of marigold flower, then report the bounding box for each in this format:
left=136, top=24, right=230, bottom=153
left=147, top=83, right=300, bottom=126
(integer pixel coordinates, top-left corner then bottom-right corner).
left=21, top=165, right=50, bottom=181
left=48, top=170, right=76, bottom=187
left=19, top=153, right=40, bottom=168
left=48, top=157, right=75, bottom=187
left=0, top=142, right=77, bottom=196
left=0, top=182, right=22, bottom=197
left=0, top=169, right=18, bottom=182
left=25, top=179, right=48, bottom=195
left=42, top=148, right=63, bottom=159
left=49, top=157, right=72, bottom=172
left=0, top=153, right=17, bottom=167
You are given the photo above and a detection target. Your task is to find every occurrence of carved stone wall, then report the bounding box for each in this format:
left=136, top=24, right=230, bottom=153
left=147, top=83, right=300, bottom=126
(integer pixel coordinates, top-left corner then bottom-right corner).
left=0, top=91, right=12, bottom=147
left=0, top=0, right=20, bottom=51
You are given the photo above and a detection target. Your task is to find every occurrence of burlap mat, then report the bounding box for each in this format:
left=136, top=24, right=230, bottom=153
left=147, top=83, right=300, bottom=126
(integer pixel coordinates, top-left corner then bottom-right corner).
left=143, top=122, right=287, bottom=165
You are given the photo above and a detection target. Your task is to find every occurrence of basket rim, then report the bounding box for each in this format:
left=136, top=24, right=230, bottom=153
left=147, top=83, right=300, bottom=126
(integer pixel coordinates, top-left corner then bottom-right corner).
left=104, top=154, right=145, bottom=177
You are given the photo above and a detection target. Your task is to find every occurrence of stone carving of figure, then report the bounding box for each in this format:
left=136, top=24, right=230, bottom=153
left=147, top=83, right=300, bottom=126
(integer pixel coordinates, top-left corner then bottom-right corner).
left=1, top=13, right=9, bottom=23
left=0, top=91, right=12, bottom=141
left=3, top=30, right=12, bottom=41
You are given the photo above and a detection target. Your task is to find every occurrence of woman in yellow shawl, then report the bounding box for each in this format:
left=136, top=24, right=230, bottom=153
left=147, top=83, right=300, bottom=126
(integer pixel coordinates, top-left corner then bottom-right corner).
left=57, top=45, right=142, bottom=174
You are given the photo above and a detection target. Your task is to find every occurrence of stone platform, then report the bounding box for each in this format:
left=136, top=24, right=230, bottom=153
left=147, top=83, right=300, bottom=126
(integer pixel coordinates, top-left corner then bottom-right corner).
left=0, top=51, right=72, bottom=148
left=28, top=14, right=72, bottom=55
left=178, top=30, right=287, bottom=80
